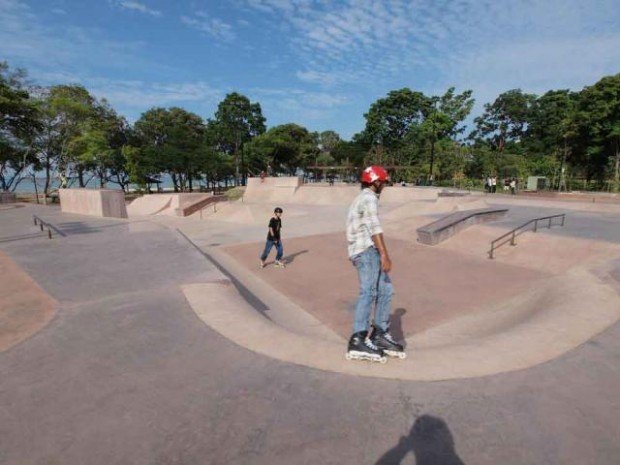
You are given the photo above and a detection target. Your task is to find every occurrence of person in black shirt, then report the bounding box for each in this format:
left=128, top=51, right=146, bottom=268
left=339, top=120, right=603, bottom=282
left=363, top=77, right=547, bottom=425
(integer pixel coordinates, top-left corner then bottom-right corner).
left=260, top=207, right=285, bottom=268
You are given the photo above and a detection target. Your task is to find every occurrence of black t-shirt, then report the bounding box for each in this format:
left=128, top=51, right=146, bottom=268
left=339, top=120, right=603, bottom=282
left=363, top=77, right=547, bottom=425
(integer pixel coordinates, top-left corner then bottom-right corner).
left=267, top=217, right=282, bottom=241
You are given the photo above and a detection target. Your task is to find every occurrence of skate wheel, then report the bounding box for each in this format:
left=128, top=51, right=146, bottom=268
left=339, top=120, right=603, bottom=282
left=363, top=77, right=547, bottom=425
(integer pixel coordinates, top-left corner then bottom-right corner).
left=345, top=353, right=352, bottom=361
left=397, top=352, right=407, bottom=359
left=379, top=357, right=387, bottom=364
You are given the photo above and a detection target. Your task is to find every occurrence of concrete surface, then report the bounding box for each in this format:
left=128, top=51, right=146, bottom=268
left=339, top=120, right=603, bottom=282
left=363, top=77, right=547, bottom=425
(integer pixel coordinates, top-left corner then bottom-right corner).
left=0, top=250, right=56, bottom=351
left=1, top=197, right=619, bottom=464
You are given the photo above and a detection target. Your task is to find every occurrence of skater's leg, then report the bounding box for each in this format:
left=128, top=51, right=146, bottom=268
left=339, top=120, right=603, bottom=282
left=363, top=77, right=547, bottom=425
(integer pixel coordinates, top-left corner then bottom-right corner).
left=373, top=269, right=394, bottom=332
left=352, top=248, right=380, bottom=333
left=275, top=241, right=284, bottom=261
left=260, top=240, right=274, bottom=261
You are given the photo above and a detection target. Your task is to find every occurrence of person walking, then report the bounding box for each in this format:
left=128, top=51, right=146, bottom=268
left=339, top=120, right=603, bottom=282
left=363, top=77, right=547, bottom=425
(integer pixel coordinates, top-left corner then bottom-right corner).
left=260, top=207, right=285, bottom=268
left=345, top=166, right=405, bottom=363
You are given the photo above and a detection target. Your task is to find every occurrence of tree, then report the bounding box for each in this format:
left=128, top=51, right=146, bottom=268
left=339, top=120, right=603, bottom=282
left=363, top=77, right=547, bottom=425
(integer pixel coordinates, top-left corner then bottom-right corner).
left=471, top=89, right=536, bottom=151
left=318, top=130, right=341, bottom=153
left=0, top=62, right=40, bottom=192
left=576, top=74, right=620, bottom=188
left=244, top=124, right=318, bottom=175
left=67, top=100, right=129, bottom=188
left=133, top=107, right=206, bottom=192
left=34, top=85, right=99, bottom=196
left=211, top=92, right=266, bottom=185
left=362, top=88, right=431, bottom=152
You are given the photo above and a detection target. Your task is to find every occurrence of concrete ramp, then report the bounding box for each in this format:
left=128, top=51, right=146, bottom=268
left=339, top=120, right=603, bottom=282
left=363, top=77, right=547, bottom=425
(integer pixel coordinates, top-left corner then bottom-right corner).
left=243, top=177, right=301, bottom=204
left=291, top=186, right=358, bottom=205
left=182, top=262, right=620, bottom=380
left=128, top=193, right=214, bottom=217
left=127, top=194, right=173, bottom=216
left=383, top=198, right=489, bottom=221
left=381, top=186, right=441, bottom=203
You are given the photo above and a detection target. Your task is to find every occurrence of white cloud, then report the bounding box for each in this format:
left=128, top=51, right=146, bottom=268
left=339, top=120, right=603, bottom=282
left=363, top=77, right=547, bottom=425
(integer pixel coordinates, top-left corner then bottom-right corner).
left=247, top=0, right=620, bottom=104
left=181, top=12, right=236, bottom=42
left=88, top=79, right=222, bottom=109
left=113, top=0, right=161, bottom=17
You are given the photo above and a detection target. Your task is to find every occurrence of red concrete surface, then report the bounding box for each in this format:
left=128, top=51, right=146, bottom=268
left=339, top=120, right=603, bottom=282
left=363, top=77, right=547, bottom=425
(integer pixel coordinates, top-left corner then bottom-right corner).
left=0, top=251, right=56, bottom=351
left=222, top=233, right=549, bottom=340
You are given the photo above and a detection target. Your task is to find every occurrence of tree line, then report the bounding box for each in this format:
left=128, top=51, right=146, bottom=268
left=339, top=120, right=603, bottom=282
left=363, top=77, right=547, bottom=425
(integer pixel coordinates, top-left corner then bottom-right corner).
left=1, top=60, right=619, bottom=196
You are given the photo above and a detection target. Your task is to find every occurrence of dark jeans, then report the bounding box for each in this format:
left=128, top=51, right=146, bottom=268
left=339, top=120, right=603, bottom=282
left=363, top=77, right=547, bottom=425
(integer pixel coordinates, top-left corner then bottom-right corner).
left=260, top=239, right=283, bottom=261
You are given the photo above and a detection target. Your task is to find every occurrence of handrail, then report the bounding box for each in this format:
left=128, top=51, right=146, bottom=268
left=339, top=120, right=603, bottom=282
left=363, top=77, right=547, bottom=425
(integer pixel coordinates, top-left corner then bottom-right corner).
left=488, top=214, right=565, bottom=259
left=33, top=215, right=66, bottom=239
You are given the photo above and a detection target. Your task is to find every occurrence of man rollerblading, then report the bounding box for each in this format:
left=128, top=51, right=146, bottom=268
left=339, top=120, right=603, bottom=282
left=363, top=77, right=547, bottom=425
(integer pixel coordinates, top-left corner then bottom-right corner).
left=344, top=165, right=406, bottom=362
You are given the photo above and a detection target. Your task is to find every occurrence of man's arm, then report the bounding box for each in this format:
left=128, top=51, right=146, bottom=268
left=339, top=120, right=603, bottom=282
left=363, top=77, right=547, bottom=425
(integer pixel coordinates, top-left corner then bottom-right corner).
left=372, top=233, right=392, bottom=273
left=364, top=197, right=391, bottom=272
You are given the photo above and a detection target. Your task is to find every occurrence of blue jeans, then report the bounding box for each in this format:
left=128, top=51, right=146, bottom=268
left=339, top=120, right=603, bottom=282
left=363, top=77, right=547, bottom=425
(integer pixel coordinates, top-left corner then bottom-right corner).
left=260, top=239, right=283, bottom=261
left=351, top=247, right=394, bottom=333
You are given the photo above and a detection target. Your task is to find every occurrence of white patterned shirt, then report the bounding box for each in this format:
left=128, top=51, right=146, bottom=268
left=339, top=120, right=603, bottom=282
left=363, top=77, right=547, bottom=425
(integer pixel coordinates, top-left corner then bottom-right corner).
left=346, top=188, right=383, bottom=258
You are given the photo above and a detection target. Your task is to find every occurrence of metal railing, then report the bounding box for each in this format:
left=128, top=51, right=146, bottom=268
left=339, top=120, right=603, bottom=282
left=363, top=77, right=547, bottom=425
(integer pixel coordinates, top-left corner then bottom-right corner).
left=33, top=215, right=66, bottom=239
left=488, top=214, right=566, bottom=259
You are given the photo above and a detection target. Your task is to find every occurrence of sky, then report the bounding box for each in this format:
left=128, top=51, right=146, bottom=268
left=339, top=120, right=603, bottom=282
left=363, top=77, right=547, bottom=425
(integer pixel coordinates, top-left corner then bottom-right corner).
left=1, top=0, right=619, bottom=139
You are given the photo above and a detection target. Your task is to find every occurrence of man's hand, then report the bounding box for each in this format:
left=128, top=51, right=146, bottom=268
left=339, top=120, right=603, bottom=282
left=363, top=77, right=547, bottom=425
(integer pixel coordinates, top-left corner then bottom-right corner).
left=372, top=233, right=392, bottom=273
left=380, top=253, right=392, bottom=273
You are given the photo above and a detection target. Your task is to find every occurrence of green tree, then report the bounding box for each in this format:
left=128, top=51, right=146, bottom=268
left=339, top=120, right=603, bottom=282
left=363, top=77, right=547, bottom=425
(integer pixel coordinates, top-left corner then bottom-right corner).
left=211, top=92, right=266, bottom=185
left=318, top=130, right=341, bottom=154
left=471, top=89, right=536, bottom=151
left=575, top=74, right=620, bottom=189
left=362, top=88, right=431, bottom=152
left=35, top=84, right=98, bottom=195
left=134, top=107, right=206, bottom=192
left=244, top=123, right=318, bottom=175
left=0, top=62, right=41, bottom=192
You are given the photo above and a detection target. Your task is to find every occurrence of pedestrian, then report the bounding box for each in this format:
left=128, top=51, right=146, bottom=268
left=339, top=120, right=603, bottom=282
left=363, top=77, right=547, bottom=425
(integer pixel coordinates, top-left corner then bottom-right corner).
left=345, top=166, right=405, bottom=363
left=259, top=207, right=285, bottom=268
left=491, top=176, right=497, bottom=193
left=510, top=178, right=517, bottom=195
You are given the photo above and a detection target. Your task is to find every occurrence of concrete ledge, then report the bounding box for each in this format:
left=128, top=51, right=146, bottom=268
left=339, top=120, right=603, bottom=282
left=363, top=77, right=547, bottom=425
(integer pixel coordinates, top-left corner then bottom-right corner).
left=417, top=208, right=508, bottom=245
left=59, top=188, right=128, bottom=218
left=0, top=192, right=17, bottom=204
left=182, top=263, right=620, bottom=381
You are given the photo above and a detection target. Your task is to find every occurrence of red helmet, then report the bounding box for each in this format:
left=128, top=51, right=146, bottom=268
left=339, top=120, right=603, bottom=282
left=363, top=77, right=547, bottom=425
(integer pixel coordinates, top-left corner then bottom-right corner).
left=360, top=165, right=389, bottom=183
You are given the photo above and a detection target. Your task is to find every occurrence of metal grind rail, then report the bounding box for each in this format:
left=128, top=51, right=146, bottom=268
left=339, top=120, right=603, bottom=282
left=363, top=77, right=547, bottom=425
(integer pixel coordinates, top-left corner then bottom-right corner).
left=488, top=214, right=566, bottom=259
left=33, top=215, right=67, bottom=239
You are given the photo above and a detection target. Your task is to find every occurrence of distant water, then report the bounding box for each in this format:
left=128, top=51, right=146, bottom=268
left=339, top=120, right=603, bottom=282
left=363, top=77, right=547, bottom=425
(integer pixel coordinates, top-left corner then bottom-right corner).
left=12, top=174, right=222, bottom=193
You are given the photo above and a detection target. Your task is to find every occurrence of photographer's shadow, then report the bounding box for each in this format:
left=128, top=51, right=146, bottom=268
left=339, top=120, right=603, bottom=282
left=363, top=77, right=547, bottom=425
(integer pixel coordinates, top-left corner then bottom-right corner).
left=376, top=415, right=465, bottom=465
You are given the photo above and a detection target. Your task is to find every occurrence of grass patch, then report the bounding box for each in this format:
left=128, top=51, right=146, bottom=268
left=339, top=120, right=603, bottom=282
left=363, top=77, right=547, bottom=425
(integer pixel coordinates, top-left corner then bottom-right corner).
left=224, top=187, right=245, bottom=201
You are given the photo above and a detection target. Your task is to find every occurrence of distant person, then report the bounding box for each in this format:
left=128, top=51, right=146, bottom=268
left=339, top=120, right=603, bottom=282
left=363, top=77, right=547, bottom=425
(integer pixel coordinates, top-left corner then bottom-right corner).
left=260, top=170, right=267, bottom=183
left=345, top=166, right=405, bottom=363
left=491, top=176, right=497, bottom=193
left=510, top=178, right=517, bottom=195
left=260, top=207, right=285, bottom=268
left=485, top=176, right=492, bottom=193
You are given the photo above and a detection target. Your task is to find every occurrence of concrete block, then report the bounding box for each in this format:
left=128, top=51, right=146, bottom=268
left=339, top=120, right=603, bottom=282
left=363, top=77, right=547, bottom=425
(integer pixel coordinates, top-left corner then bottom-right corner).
left=59, top=188, right=128, bottom=218
left=0, top=192, right=17, bottom=204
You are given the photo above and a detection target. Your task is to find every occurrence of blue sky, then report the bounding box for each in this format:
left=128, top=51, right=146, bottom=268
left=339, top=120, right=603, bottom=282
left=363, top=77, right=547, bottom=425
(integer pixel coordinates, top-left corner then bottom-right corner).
left=1, top=0, right=619, bottom=139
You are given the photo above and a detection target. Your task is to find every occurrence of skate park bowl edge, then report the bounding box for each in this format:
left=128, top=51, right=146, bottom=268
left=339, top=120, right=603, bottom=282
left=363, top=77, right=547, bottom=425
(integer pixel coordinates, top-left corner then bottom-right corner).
left=178, top=187, right=620, bottom=380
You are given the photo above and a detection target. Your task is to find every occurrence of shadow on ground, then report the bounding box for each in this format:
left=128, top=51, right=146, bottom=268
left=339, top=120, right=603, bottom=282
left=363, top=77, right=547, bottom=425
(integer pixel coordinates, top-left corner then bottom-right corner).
left=285, top=249, right=308, bottom=264
left=391, top=307, right=407, bottom=343
left=376, top=415, right=465, bottom=465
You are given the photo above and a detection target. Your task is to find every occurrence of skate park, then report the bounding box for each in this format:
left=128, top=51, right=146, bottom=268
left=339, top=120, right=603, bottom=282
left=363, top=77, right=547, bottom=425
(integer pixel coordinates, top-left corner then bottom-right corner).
left=1, top=181, right=620, bottom=464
